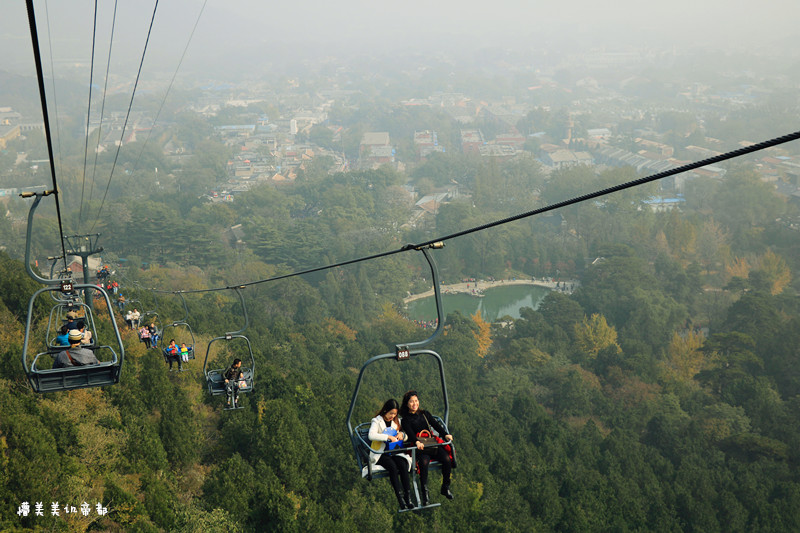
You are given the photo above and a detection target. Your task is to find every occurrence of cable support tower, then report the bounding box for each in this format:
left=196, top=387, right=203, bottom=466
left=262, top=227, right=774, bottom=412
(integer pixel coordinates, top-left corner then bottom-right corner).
left=63, top=234, right=104, bottom=310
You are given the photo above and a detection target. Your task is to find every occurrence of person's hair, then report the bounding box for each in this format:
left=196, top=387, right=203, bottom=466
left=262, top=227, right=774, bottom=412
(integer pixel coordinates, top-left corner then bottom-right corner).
left=60, top=325, right=69, bottom=334
left=375, top=398, right=400, bottom=419
left=76, top=320, right=86, bottom=330
left=400, top=390, right=419, bottom=418
left=169, top=339, right=176, bottom=344
left=232, top=358, right=242, bottom=366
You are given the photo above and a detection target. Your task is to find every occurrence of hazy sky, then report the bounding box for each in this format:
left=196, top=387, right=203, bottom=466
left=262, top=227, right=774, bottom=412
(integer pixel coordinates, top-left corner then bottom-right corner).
left=2, top=1, right=798, bottom=80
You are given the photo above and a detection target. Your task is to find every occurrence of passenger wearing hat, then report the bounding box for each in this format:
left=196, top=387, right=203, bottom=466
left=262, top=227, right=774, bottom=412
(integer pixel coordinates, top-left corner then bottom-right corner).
left=53, top=329, right=99, bottom=368
left=64, top=310, right=79, bottom=330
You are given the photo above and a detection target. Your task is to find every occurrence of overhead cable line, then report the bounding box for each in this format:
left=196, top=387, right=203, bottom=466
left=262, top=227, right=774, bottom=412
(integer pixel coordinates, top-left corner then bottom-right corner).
left=129, top=0, right=208, bottom=178
left=79, top=0, right=99, bottom=226
left=89, top=0, right=160, bottom=233
left=149, top=129, right=800, bottom=296
left=25, top=0, right=68, bottom=270
left=88, top=0, right=118, bottom=206
left=43, top=0, right=64, bottom=202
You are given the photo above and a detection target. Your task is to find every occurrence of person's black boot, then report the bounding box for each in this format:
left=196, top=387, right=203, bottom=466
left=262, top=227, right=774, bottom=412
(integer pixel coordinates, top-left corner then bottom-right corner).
left=395, top=488, right=410, bottom=510
left=420, top=485, right=430, bottom=506
left=441, top=483, right=454, bottom=500
left=403, top=490, right=414, bottom=509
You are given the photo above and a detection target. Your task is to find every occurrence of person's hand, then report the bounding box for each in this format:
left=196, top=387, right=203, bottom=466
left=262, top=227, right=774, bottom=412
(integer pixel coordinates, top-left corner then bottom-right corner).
left=416, top=441, right=424, bottom=450
left=397, top=431, right=404, bottom=440
left=445, top=434, right=453, bottom=441
left=387, top=435, right=397, bottom=442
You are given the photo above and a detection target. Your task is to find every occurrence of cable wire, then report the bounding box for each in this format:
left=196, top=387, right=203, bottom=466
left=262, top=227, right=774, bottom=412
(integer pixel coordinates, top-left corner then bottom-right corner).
left=149, top=129, right=800, bottom=295
left=88, top=0, right=118, bottom=206
left=26, top=0, right=68, bottom=269
left=79, top=0, right=99, bottom=226
left=43, top=0, right=63, bottom=207
left=129, top=0, right=208, bottom=179
left=89, top=0, right=160, bottom=233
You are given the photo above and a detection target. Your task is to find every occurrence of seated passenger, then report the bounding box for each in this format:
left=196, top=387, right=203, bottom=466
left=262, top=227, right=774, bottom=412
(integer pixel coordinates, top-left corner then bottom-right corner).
left=148, top=323, right=158, bottom=348
left=64, top=310, right=79, bottom=330
left=138, top=325, right=151, bottom=348
left=164, top=339, right=181, bottom=371
left=76, top=320, right=93, bottom=346
left=55, top=325, right=70, bottom=347
left=369, top=398, right=413, bottom=510
left=400, top=390, right=455, bottom=505
left=180, top=342, right=190, bottom=363
left=223, top=358, right=245, bottom=407
left=130, top=309, right=141, bottom=329
left=54, top=330, right=99, bottom=368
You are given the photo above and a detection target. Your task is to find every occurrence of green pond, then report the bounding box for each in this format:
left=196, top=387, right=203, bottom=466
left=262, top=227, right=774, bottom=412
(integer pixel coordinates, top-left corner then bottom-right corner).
left=405, top=284, right=551, bottom=322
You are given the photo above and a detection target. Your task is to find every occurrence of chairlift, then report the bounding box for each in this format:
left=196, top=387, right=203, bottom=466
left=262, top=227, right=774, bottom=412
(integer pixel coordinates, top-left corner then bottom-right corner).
left=23, top=282, right=125, bottom=392
left=47, top=296, right=98, bottom=349
left=20, top=190, right=124, bottom=392
left=346, top=243, right=456, bottom=512
left=202, top=287, right=255, bottom=410
left=141, top=310, right=162, bottom=347
left=124, top=299, right=144, bottom=328
left=162, top=292, right=196, bottom=365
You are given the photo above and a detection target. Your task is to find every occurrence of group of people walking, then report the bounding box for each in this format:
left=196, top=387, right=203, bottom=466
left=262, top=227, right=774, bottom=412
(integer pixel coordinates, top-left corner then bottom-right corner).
left=368, top=390, right=454, bottom=510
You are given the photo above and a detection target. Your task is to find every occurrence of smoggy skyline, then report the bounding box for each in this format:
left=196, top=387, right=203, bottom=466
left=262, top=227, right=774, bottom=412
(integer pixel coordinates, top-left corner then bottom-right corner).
left=2, top=0, right=799, bottom=83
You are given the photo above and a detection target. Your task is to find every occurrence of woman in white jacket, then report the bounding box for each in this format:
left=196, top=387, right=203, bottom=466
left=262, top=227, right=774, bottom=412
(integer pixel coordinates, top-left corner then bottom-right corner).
left=369, top=398, right=413, bottom=510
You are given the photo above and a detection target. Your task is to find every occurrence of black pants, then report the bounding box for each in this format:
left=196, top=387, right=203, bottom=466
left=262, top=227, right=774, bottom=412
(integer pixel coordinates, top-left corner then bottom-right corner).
left=418, top=446, right=451, bottom=487
left=226, top=381, right=240, bottom=402
left=168, top=354, right=182, bottom=370
left=377, top=453, right=410, bottom=493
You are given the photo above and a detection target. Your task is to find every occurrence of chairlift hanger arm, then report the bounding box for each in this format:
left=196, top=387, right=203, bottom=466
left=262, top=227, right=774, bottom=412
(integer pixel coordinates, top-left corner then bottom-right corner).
left=226, top=286, right=249, bottom=336
left=398, top=243, right=445, bottom=353
left=22, top=191, right=63, bottom=285
left=176, top=291, right=190, bottom=323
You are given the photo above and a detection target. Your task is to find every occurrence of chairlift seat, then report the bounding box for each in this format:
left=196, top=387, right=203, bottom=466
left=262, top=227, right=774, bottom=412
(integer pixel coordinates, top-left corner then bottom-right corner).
left=353, top=420, right=450, bottom=480
left=29, top=346, right=120, bottom=393
left=206, top=367, right=253, bottom=396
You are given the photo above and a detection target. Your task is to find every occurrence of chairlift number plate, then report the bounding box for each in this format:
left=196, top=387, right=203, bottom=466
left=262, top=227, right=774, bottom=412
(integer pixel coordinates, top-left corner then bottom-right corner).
left=60, top=280, right=73, bottom=293
left=396, top=345, right=410, bottom=361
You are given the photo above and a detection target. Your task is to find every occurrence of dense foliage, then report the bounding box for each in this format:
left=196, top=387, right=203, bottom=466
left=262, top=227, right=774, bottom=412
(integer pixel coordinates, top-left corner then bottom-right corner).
left=3, top=151, right=800, bottom=531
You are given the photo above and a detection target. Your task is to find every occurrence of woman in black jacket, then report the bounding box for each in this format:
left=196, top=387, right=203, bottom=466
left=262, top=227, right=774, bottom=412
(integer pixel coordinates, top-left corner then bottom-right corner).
left=400, top=390, right=454, bottom=505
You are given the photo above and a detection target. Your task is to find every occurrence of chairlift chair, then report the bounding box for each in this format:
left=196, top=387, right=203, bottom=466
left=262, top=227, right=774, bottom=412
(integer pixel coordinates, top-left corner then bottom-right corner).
left=23, top=281, right=125, bottom=393
left=47, top=297, right=98, bottom=349
left=19, top=191, right=125, bottom=392
left=202, top=287, right=255, bottom=410
left=162, top=292, right=196, bottom=361
left=141, top=310, right=162, bottom=348
left=346, top=243, right=456, bottom=512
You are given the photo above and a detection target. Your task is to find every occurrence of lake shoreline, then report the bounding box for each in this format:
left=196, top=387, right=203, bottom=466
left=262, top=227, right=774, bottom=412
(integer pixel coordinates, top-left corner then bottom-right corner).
left=403, top=278, right=576, bottom=304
